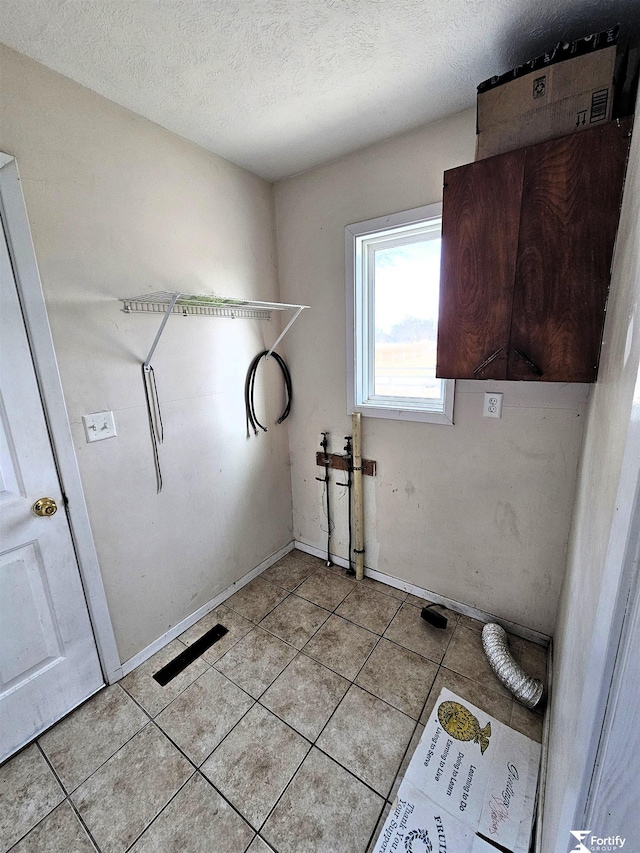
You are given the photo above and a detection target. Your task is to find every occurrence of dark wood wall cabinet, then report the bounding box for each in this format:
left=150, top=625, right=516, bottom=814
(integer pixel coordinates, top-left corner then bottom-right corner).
left=436, top=118, right=633, bottom=382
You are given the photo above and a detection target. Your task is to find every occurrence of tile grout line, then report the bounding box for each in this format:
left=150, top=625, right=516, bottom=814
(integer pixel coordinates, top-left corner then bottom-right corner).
left=220, top=585, right=387, bottom=691
left=104, top=690, right=264, bottom=852
left=251, top=740, right=313, bottom=837
left=119, top=639, right=214, bottom=718
left=334, top=594, right=404, bottom=639
left=257, top=591, right=335, bottom=649
left=260, top=596, right=390, bottom=649
left=120, top=770, right=195, bottom=853
left=191, top=678, right=317, bottom=841
left=312, top=742, right=389, bottom=803
left=300, top=635, right=373, bottom=687
left=293, top=619, right=456, bottom=808
left=116, top=685, right=225, bottom=777
left=257, top=740, right=384, bottom=851
left=255, top=834, right=279, bottom=853
left=198, top=653, right=322, bottom=779
left=364, top=800, right=391, bottom=853
left=386, top=663, right=442, bottom=797
left=257, top=656, right=345, bottom=746
left=11, top=689, right=168, bottom=851
left=243, top=606, right=414, bottom=845
left=38, top=684, right=154, bottom=796
left=254, top=640, right=429, bottom=740
left=365, top=660, right=453, bottom=848
left=196, top=700, right=263, bottom=770
left=193, top=768, right=265, bottom=844
left=33, top=741, right=103, bottom=853
left=230, top=566, right=448, bottom=663
left=270, top=604, right=449, bottom=718
left=289, top=641, right=412, bottom=800
left=223, top=564, right=345, bottom=619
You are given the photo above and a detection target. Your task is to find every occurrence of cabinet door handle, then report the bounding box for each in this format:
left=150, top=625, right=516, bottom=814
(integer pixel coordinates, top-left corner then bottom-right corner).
left=473, top=348, right=503, bottom=375
left=513, top=349, right=543, bottom=376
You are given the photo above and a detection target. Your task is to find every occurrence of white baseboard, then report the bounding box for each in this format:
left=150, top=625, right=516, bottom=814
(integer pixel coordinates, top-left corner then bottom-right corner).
left=118, top=542, right=295, bottom=679
left=119, top=536, right=550, bottom=679
left=293, top=540, right=550, bottom=647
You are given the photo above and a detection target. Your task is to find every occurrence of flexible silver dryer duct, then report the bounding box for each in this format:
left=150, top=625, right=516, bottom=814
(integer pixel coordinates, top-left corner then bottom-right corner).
left=481, top=623, right=544, bottom=709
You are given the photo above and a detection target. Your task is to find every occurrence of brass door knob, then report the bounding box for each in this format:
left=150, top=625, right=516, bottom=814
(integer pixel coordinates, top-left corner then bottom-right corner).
left=32, top=497, right=58, bottom=517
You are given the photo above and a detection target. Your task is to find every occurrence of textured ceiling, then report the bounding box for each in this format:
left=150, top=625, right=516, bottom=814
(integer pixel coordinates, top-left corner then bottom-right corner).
left=1, top=0, right=639, bottom=180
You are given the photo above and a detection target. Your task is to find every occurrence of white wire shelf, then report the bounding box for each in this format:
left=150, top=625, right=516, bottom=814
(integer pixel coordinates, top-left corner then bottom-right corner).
left=122, top=290, right=309, bottom=493
left=121, top=290, right=308, bottom=321
left=120, top=291, right=309, bottom=365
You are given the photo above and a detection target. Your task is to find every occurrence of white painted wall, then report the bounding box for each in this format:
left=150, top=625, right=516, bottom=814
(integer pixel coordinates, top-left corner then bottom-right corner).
left=0, top=45, right=294, bottom=663
left=275, top=109, right=588, bottom=636
left=543, top=96, right=640, bottom=850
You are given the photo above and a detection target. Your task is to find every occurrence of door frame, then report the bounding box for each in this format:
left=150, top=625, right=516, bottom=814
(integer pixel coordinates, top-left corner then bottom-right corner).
left=547, top=171, right=640, bottom=845
left=576, top=375, right=640, bottom=827
left=0, top=152, right=121, bottom=683
left=584, top=473, right=640, bottom=827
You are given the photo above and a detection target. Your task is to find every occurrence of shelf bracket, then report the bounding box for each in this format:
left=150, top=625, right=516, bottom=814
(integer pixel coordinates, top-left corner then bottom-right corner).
left=143, top=291, right=181, bottom=371
left=266, top=305, right=305, bottom=358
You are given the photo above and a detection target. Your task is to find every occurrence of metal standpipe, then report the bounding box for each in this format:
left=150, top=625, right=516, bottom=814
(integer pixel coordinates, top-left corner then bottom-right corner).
left=352, top=412, right=364, bottom=581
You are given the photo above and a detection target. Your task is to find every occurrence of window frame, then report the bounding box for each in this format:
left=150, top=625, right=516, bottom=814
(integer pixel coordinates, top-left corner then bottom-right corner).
left=345, top=203, right=454, bottom=424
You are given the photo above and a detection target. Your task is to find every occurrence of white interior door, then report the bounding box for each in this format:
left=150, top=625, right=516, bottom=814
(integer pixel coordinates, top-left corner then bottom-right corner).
left=0, top=218, right=104, bottom=762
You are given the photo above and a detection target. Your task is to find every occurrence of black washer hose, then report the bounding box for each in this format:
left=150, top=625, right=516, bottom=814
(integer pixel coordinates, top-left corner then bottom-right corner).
left=245, top=350, right=292, bottom=434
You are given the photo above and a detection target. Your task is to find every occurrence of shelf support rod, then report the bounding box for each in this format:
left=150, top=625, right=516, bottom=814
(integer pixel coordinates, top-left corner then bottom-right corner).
left=266, top=305, right=306, bottom=358
left=143, top=291, right=181, bottom=370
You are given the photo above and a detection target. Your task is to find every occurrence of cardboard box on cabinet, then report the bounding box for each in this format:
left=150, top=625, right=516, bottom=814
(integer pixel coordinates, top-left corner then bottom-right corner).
left=476, top=27, right=618, bottom=160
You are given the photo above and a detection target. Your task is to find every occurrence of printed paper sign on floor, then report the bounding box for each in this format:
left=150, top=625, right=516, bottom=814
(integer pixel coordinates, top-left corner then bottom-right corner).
left=372, top=688, right=541, bottom=853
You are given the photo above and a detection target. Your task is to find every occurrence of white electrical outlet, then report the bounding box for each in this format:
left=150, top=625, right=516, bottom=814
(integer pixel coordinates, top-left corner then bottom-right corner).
left=82, top=411, right=117, bottom=442
left=483, top=392, right=503, bottom=419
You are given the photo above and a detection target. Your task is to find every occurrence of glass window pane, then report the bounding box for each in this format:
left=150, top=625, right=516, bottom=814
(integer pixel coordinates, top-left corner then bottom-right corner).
left=373, top=237, right=441, bottom=399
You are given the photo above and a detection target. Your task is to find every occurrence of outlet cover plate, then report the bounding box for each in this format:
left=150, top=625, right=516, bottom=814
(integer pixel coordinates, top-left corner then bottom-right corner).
left=483, top=392, right=503, bottom=419
left=82, top=411, right=117, bottom=442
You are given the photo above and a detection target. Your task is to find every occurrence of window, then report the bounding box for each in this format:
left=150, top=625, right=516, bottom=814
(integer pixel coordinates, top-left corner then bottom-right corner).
left=346, top=203, right=454, bottom=424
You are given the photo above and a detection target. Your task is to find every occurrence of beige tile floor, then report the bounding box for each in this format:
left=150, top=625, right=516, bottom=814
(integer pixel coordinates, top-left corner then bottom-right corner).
left=1, top=549, right=547, bottom=853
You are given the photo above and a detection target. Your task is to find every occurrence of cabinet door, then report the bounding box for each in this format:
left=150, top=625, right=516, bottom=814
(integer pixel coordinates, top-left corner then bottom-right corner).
left=437, top=149, right=525, bottom=379
left=508, top=120, right=632, bottom=382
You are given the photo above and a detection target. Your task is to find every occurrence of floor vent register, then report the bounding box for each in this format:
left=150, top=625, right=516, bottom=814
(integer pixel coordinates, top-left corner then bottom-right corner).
left=153, top=624, right=228, bottom=686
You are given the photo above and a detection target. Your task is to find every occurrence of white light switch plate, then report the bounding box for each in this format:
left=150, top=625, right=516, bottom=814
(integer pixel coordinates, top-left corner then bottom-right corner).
left=483, top=392, right=503, bottom=418
left=82, top=411, right=117, bottom=442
